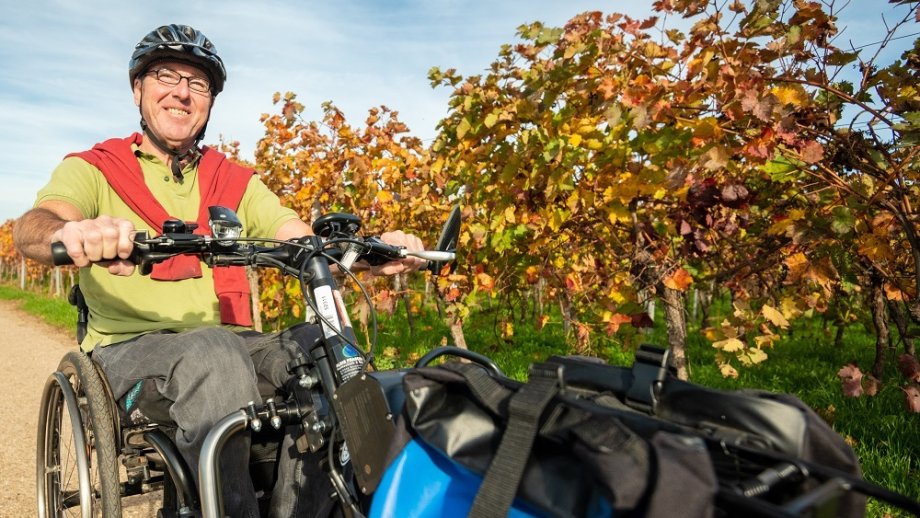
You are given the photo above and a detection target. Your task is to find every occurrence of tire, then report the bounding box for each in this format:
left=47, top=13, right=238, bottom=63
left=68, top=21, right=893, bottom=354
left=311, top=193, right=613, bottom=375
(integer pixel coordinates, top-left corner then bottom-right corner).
left=37, top=351, right=122, bottom=517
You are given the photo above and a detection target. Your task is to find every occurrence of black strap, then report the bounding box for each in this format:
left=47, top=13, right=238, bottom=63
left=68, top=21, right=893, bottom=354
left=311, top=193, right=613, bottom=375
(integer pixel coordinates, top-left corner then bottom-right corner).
left=441, top=362, right=513, bottom=416
left=67, top=284, right=88, bottom=345
left=465, top=362, right=561, bottom=518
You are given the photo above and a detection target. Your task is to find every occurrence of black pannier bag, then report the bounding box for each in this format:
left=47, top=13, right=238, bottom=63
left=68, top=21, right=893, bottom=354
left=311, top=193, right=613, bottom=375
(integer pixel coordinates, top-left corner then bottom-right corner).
left=366, top=345, right=920, bottom=518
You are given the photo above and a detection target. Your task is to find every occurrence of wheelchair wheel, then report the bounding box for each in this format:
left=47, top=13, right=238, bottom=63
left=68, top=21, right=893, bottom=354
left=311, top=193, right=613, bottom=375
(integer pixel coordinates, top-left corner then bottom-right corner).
left=37, top=351, right=122, bottom=517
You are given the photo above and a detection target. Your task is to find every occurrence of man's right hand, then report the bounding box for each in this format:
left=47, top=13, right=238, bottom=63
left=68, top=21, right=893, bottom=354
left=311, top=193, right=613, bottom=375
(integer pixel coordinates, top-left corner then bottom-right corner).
left=52, top=215, right=137, bottom=276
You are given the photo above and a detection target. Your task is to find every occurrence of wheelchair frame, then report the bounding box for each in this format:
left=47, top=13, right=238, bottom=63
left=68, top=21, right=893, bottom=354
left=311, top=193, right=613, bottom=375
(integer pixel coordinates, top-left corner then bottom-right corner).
left=36, top=350, right=198, bottom=518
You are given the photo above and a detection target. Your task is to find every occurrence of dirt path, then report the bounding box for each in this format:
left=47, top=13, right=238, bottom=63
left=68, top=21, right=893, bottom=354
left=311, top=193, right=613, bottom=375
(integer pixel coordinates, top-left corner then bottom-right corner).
left=0, top=299, right=158, bottom=517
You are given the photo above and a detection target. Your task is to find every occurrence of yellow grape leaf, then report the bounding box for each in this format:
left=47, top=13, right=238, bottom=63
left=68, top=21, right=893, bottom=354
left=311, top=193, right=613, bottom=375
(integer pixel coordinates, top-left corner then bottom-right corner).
left=703, top=327, right=722, bottom=342
left=456, top=118, right=471, bottom=139
left=739, top=347, right=768, bottom=366
left=762, top=305, right=790, bottom=329
left=692, top=117, right=723, bottom=141
left=607, top=204, right=631, bottom=224
left=772, top=85, right=810, bottom=107
left=549, top=210, right=563, bottom=231
left=608, top=287, right=627, bottom=305
left=767, top=218, right=794, bottom=236
left=713, top=337, right=745, bottom=352
left=585, top=139, right=604, bottom=150
left=484, top=113, right=498, bottom=128
left=754, top=334, right=778, bottom=348
left=788, top=208, right=806, bottom=221
left=663, top=267, right=693, bottom=291
left=780, top=296, right=802, bottom=319
left=566, top=192, right=580, bottom=211
left=376, top=190, right=394, bottom=203
left=857, top=234, right=895, bottom=262
left=719, top=362, right=739, bottom=379
left=569, top=134, right=583, bottom=147
left=719, top=318, right=739, bottom=338
left=504, top=206, right=516, bottom=224
left=733, top=299, right=753, bottom=319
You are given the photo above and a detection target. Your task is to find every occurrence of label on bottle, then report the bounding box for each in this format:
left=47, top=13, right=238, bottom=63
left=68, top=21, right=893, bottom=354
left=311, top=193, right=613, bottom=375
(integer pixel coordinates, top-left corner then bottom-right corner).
left=335, top=343, right=364, bottom=382
left=315, top=285, right=364, bottom=381
left=314, top=285, right=341, bottom=339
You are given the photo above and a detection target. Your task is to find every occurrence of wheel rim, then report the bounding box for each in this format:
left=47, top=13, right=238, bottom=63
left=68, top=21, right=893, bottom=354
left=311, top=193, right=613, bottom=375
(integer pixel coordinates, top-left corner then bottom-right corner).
left=38, top=371, right=106, bottom=518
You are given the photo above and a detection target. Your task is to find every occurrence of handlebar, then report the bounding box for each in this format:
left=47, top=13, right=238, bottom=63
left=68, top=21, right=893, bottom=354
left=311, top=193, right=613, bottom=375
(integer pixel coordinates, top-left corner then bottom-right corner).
left=50, top=232, right=454, bottom=274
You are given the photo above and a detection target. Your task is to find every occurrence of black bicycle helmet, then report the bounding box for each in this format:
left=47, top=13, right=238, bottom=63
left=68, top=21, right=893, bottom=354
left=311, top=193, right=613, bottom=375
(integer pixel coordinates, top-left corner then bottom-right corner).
left=129, top=24, right=226, bottom=95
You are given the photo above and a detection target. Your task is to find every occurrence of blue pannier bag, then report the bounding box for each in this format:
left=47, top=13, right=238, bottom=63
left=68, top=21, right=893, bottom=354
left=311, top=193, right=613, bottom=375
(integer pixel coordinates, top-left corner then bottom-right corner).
left=370, top=437, right=584, bottom=517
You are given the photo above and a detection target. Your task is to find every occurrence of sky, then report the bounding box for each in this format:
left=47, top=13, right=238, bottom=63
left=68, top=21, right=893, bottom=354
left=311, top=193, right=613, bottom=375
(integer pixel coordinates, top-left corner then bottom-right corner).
left=1, top=0, right=916, bottom=223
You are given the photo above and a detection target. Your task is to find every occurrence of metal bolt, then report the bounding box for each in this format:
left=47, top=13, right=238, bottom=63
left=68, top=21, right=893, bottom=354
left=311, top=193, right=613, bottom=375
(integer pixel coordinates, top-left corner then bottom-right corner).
left=267, top=398, right=282, bottom=430
left=247, top=401, right=262, bottom=432
left=299, top=373, right=318, bottom=388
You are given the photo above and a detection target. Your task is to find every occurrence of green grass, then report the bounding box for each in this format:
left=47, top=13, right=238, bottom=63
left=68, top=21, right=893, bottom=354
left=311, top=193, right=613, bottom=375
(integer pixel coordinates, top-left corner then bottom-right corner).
left=4, top=282, right=917, bottom=516
left=0, top=284, right=77, bottom=333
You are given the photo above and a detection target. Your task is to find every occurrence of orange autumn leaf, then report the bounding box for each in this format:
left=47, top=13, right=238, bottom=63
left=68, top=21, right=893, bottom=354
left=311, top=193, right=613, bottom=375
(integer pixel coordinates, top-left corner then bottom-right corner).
left=476, top=272, right=496, bottom=292
left=663, top=267, right=693, bottom=291
left=605, top=312, right=633, bottom=335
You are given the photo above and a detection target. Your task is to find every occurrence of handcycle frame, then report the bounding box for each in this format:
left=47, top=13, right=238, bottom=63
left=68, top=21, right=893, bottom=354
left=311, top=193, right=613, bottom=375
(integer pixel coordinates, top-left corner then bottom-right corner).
left=50, top=205, right=463, bottom=518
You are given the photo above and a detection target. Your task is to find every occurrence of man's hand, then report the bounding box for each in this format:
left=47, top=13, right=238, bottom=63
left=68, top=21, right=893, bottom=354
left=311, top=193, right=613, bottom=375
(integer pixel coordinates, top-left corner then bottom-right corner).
left=53, top=215, right=137, bottom=276
left=371, top=230, right=426, bottom=276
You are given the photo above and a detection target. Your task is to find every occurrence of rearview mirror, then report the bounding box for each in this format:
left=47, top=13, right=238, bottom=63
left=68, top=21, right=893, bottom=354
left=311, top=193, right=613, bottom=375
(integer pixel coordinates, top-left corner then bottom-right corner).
left=428, top=205, right=461, bottom=275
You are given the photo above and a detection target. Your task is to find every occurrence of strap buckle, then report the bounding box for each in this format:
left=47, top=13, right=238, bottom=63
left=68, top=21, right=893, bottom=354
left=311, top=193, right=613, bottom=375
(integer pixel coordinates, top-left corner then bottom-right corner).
left=625, top=344, right=671, bottom=413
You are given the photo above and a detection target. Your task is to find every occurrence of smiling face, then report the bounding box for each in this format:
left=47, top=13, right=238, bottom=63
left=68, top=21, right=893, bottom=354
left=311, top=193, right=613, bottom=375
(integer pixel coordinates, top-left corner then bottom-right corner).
left=133, top=59, right=213, bottom=159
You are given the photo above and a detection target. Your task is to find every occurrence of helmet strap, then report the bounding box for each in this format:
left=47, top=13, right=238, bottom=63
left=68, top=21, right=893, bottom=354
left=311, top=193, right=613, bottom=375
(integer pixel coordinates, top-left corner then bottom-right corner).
left=138, top=111, right=205, bottom=182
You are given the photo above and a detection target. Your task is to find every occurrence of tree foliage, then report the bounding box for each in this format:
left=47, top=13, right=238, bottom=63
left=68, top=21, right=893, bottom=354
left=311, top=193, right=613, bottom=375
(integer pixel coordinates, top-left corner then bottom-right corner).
left=427, top=0, right=920, bottom=387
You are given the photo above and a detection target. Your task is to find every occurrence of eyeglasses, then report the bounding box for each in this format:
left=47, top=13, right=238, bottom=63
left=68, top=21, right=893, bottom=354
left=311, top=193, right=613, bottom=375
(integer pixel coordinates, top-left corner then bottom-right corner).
left=147, top=68, right=212, bottom=94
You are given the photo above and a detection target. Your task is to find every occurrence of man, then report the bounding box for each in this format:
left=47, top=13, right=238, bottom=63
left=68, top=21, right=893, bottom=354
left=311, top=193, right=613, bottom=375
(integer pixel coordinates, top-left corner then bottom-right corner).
left=14, top=24, right=422, bottom=517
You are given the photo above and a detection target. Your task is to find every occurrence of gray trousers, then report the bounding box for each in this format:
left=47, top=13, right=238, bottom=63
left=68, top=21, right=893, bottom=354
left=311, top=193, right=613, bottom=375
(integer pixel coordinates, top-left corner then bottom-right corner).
left=92, top=324, right=328, bottom=518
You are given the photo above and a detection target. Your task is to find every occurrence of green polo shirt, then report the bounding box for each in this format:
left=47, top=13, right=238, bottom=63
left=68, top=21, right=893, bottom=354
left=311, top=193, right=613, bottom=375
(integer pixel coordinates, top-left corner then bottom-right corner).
left=35, top=147, right=300, bottom=351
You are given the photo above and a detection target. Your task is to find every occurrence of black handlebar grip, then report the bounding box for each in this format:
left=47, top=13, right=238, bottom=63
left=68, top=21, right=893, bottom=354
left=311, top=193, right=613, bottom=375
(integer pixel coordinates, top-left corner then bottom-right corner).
left=51, top=241, right=74, bottom=266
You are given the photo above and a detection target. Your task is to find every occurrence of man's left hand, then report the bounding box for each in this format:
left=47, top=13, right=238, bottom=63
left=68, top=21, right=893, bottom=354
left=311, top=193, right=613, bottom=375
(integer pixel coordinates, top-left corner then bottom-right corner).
left=371, top=230, right=425, bottom=276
